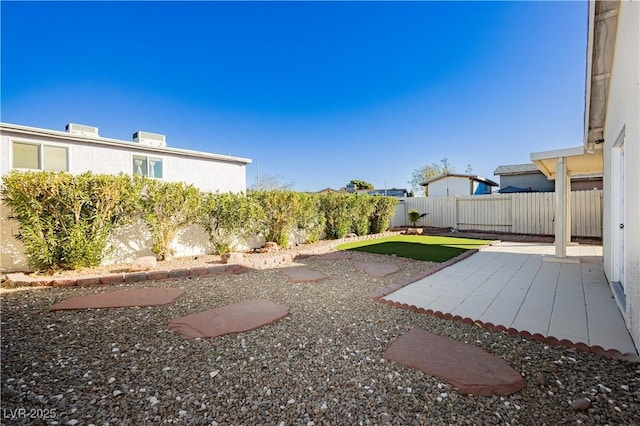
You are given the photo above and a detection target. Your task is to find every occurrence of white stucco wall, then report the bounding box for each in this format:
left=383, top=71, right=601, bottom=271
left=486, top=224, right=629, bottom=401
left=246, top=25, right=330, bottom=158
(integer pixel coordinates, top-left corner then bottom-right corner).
left=0, top=130, right=248, bottom=193
left=601, top=1, right=640, bottom=349
left=428, top=177, right=471, bottom=196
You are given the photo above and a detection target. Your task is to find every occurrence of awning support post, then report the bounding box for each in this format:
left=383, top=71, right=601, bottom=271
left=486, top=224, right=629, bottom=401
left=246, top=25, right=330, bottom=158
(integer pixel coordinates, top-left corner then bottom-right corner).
left=555, top=157, right=568, bottom=258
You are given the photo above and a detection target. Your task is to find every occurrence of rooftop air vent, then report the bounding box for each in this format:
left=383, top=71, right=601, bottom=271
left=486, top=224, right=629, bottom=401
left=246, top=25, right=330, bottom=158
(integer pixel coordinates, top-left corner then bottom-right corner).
left=66, top=123, right=99, bottom=137
left=133, top=131, right=167, bottom=147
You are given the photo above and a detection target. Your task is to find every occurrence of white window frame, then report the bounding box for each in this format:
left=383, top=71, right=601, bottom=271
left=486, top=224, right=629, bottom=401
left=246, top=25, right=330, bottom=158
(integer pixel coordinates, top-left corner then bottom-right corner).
left=11, top=140, right=69, bottom=172
left=132, top=154, right=163, bottom=179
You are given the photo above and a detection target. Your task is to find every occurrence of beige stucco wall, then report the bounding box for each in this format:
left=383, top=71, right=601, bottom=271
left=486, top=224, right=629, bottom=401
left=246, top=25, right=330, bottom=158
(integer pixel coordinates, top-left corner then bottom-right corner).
left=602, top=1, right=639, bottom=349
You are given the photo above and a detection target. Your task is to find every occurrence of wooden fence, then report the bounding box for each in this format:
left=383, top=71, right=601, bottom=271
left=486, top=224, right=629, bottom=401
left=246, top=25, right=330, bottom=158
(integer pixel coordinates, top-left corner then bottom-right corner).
left=390, top=190, right=602, bottom=238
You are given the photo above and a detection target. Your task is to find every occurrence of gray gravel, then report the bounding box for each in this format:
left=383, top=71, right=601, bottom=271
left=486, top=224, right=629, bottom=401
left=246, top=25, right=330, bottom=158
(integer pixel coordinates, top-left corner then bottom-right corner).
left=2, top=252, right=639, bottom=425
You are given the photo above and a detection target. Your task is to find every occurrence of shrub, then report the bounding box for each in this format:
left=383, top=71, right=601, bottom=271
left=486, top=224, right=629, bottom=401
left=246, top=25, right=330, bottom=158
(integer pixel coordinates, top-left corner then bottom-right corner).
left=319, top=193, right=352, bottom=239
left=249, top=190, right=301, bottom=247
left=200, top=192, right=262, bottom=254
left=369, top=196, right=399, bottom=234
left=1, top=171, right=138, bottom=271
left=294, top=193, right=325, bottom=243
left=408, top=209, right=421, bottom=227
left=349, top=194, right=376, bottom=236
left=139, top=179, right=201, bottom=260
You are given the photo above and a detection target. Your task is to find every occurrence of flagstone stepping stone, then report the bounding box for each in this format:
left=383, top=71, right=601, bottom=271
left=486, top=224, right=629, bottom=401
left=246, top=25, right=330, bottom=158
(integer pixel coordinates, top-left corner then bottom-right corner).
left=50, top=287, right=185, bottom=311
left=281, top=267, right=328, bottom=283
left=383, top=328, right=526, bottom=396
left=169, top=299, right=289, bottom=338
left=354, top=261, right=400, bottom=277
left=313, top=251, right=353, bottom=260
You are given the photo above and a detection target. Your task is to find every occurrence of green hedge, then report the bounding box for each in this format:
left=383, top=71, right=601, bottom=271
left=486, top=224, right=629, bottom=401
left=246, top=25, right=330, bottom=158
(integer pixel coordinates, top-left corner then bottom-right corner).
left=1, top=171, right=139, bottom=271
left=1, top=171, right=399, bottom=271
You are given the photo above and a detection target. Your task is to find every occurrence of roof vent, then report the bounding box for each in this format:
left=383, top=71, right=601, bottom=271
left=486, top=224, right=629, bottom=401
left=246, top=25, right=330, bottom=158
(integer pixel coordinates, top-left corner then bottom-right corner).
left=132, top=131, right=166, bottom=147
left=66, top=123, right=99, bottom=137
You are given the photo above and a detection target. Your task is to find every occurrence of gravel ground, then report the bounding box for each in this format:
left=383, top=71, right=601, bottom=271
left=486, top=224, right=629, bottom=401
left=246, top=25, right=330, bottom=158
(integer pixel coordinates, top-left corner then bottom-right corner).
left=1, top=251, right=639, bottom=425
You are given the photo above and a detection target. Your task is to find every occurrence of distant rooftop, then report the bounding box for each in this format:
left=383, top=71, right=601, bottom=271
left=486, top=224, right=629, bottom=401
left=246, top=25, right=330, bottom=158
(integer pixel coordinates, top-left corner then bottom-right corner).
left=420, top=173, right=498, bottom=187
left=493, top=163, right=540, bottom=176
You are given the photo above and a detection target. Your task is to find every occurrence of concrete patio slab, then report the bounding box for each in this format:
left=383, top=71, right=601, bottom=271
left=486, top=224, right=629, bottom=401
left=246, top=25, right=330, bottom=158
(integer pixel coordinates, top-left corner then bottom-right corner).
left=381, top=242, right=638, bottom=359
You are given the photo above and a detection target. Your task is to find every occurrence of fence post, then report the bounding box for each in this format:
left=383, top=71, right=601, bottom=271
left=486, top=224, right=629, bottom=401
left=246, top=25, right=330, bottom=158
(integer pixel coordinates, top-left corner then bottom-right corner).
left=453, top=195, right=458, bottom=230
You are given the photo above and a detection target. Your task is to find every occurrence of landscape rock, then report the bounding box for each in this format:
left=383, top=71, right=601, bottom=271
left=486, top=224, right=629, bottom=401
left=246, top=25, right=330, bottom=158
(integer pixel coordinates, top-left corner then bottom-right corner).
left=354, top=262, right=400, bottom=277
left=169, top=299, right=289, bottom=338
left=264, top=242, right=279, bottom=251
left=129, top=256, right=158, bottom=272
left=406, top=228, right=424, bottom=235
left=280, top=267, right=329, bottom=283
left=221, top=252, right=244, bottom=264
left=383, top=328, right=526, bottom=396
left=571, top=398, right=592, bottom=411
left=50, top=287, right=185, bottom=311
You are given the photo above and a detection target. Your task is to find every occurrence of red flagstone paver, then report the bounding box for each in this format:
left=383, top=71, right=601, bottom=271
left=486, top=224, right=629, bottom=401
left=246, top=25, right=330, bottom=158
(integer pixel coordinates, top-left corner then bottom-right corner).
left=354, top=262, right=400, bottom=277
left=50, top=287, right=185, bottom=311
left=313, top=251, right=353, bottom=260
left=281, top=267, right=328, bottom=283
left=383, top=328, right=526, bottom=396
left=169, top=299, right=289, bottom=338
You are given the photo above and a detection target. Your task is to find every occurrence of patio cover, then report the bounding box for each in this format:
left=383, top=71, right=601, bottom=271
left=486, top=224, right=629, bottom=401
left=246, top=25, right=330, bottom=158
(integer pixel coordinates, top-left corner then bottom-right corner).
left=530, top=146, right=603, bottom=261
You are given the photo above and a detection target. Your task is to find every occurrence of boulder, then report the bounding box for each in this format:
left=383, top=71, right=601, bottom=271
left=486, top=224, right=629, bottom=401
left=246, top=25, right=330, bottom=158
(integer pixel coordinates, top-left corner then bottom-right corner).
left=129, top=256, right=157, bottom=272
left=221, top=252, right=244, bottom=264
left=264, top=242, right=279, bottom=251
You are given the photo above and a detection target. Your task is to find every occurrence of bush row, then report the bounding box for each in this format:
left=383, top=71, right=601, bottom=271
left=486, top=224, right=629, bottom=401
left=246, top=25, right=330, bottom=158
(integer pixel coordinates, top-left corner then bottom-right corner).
left=1, top=171, right=398, bottom=271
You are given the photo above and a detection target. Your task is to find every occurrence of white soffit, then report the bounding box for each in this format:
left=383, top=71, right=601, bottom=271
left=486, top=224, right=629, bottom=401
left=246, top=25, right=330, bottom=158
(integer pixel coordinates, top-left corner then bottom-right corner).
left=530, top=146, right=603, bottom=179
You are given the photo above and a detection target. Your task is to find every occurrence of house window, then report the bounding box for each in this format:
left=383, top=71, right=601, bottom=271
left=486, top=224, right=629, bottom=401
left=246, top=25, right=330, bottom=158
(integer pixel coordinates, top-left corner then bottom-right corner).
left=133, top=155, right=163, bottom=178
left=12, top=142, right=68, bottom=171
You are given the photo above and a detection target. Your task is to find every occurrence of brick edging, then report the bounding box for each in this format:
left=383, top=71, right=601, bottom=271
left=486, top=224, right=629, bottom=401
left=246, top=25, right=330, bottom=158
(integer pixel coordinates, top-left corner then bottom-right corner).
left=5, top=264, right=248, bottom=288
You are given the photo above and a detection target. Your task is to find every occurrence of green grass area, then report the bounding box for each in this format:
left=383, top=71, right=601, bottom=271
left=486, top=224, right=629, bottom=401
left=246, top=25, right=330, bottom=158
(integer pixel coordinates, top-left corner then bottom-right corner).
left=336, top=235, right=489, bottom=262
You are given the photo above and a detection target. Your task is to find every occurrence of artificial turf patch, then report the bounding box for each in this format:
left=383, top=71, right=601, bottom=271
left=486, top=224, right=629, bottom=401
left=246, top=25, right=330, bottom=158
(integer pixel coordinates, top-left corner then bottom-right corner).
left=336, top=235, right=488, bottom=262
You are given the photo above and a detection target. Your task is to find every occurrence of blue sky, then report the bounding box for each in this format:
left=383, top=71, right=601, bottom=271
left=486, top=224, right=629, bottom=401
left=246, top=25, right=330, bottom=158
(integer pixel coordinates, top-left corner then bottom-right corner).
left=1, top=1, right=588, bottom=192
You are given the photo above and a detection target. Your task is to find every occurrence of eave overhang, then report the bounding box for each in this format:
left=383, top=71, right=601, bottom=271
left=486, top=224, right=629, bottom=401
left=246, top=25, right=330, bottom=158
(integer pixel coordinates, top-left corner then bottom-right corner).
left=531, top=146, right=603, bottom=179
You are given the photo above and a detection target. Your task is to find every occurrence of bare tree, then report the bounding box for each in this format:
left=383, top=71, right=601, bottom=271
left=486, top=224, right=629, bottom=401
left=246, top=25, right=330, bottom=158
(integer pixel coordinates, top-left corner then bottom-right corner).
left=408, top=158, right=455, bottom=196
left=251, top=173, right=295, bottom=191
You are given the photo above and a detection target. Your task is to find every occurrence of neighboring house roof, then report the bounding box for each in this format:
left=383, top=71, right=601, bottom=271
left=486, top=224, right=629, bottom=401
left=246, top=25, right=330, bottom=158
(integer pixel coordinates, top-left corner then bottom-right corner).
left=493, top=163, right=541, bottom=176
left=420, top=173, right=498, bottom=187
left=0, top=122, right=252, bottom=165
left=495, top=163, right=603, bottom=180
left=367, top=188, right=409, bottom=197
left=315, top=187, right=345, bottom=194
left=498, top=185, right=535, bottom=193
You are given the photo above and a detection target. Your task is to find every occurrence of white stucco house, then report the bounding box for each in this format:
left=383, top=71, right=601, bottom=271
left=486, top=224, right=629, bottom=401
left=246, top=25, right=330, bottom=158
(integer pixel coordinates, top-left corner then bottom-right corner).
left=0, top=122, right=251, bottom=193
left=421, top=173, right=498, bottom=197
left=531, top=1, right=639, bottom=350
left=0, top=121, right=252, bottom=272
